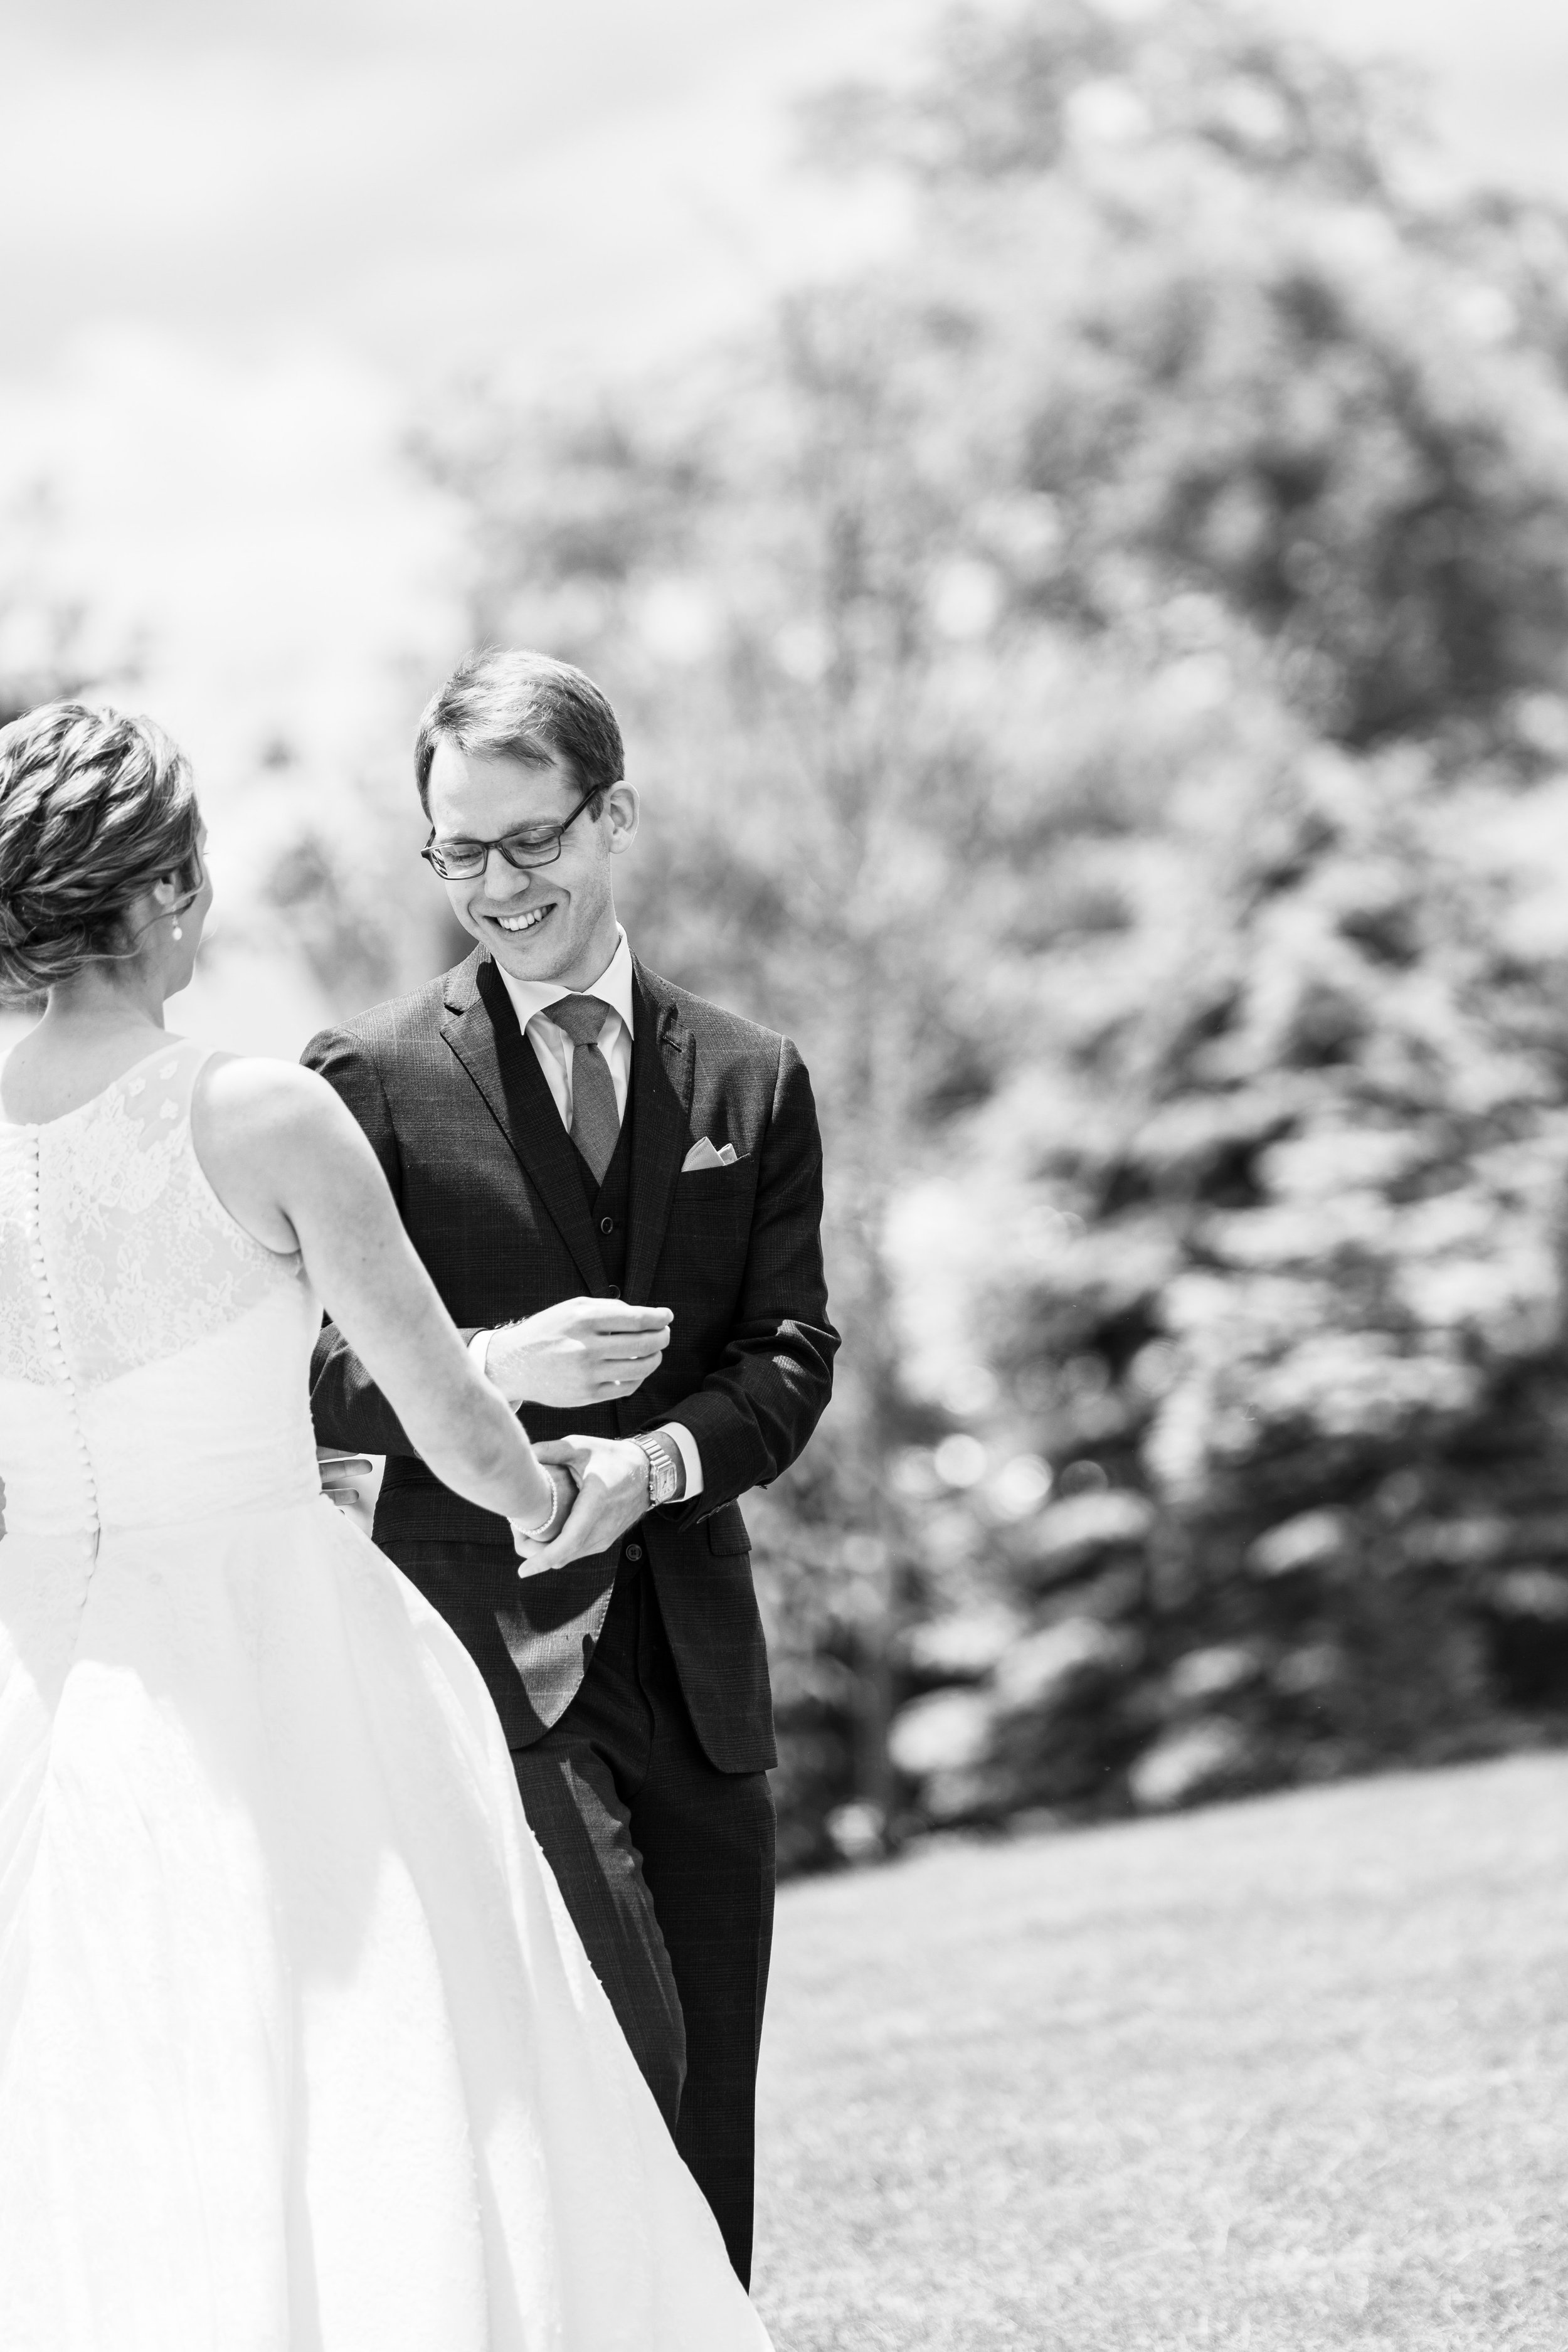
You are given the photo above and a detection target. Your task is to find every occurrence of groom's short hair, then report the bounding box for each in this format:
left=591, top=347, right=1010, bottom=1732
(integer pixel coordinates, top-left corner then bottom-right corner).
left=415, top=649, right=624, bottom=813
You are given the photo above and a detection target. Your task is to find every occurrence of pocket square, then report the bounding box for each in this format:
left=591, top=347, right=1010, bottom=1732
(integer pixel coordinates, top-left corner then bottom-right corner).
left=682, top=1136, right=738, bottom=1172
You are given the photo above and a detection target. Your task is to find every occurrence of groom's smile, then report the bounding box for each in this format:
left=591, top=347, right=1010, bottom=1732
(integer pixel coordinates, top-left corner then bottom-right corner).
left=485, top=894, right=561, bottom=945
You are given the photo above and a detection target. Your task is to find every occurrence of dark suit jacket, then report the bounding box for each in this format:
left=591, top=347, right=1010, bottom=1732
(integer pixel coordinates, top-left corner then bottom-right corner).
left=304, top=948, right=838, bottom=1775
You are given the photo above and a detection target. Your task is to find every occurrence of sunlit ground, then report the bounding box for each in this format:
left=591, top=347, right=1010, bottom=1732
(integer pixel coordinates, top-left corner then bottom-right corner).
left=755, top=1754, right=1568, bottom=2351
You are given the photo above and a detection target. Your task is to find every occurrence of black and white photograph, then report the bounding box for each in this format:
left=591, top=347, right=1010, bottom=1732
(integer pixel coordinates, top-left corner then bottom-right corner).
left=3, top=2, right=1568, bottom=2346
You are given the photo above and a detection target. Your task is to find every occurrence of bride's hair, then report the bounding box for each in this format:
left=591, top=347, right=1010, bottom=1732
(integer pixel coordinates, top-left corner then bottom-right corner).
left=0, top=701, right=201, bottom=1002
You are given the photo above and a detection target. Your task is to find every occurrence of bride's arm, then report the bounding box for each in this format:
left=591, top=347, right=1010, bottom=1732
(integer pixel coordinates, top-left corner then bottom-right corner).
left=191, top=1056, right=559, bottom=1533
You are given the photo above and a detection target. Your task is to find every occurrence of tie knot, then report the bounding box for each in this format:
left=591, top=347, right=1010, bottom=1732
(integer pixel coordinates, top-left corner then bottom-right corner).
left=546, top=993, right=613, bottom=1048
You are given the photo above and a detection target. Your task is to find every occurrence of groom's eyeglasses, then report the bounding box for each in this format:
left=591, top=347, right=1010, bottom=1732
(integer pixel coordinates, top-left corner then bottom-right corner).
left=420, top=785, right=604, bottom=881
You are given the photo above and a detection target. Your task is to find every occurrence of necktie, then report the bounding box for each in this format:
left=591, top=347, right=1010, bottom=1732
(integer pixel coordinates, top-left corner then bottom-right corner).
left=545, top=995, right=620, bottom=1183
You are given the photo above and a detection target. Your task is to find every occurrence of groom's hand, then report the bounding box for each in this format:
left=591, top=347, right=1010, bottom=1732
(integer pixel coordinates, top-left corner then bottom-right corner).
left=315, top=1448, right=380, bottom=1539
left=512, top=1436, right=650, bottom=1572
left=482, top=1299, right=672, bottom=1410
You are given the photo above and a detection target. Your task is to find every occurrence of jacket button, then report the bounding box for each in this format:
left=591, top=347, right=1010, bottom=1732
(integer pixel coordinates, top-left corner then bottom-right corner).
left=624, top=1542, right=644, bottom=1563
left=603, top=1283, right=621, bottom=1298
left=600, top=1216, right=615, bottom=1234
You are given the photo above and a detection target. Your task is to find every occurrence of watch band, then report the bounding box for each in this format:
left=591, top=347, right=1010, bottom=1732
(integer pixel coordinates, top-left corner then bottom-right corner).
left=633, top=1431, right=681, bottom=1507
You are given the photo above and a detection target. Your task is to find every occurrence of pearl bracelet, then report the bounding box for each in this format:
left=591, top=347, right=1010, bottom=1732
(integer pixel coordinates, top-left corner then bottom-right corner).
left=511, top=1480, right=566, bottom=1545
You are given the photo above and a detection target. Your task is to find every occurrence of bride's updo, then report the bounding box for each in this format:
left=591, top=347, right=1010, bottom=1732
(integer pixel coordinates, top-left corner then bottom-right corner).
left=0, top=701, right=199, bottom=1002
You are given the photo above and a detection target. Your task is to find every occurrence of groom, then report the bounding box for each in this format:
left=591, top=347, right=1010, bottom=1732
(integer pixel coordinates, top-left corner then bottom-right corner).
left=304, top=648, right=837, bottom=2282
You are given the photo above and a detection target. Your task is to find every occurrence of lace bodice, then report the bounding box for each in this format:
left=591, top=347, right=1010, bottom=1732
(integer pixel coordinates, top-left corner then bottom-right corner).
left=0, top=1038, right=320, bottom=1539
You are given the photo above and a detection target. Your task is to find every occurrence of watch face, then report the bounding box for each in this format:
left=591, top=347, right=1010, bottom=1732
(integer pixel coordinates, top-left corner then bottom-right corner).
left=641, top=1438, right=677, bottom=1502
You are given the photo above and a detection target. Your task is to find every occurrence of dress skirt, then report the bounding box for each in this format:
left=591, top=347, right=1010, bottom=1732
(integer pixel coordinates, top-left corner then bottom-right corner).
left=0, top=1495, right=770, bottom=2352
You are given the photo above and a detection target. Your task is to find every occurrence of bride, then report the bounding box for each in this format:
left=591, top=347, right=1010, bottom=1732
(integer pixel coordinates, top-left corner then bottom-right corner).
left=0, top=701, right=772, bottom=2351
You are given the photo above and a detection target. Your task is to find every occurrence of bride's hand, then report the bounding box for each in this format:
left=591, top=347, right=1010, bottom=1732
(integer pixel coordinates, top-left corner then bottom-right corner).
left=511, top=1464, right=578, bottom=1575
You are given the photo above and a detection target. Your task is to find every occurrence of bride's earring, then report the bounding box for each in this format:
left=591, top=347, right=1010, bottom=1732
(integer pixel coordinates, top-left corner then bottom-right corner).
left=171, top=921, right=184, bottom=941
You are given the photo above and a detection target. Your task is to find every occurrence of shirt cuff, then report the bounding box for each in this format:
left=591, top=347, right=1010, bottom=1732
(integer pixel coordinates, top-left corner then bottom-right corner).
left=469, top=1330, right=494, bottom=1379
left=657, top=1421, right=704, bottom=1498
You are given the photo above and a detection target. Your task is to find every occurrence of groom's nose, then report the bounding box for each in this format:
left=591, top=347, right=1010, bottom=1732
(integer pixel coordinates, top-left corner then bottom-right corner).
left=482, top=846, right=530, bottom=898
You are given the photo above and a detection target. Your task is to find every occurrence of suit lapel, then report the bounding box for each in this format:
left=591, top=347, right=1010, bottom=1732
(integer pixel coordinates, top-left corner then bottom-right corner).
left=440, top=951, right=608, bottom=1293
left=624, top=960, right=695, bottom=1306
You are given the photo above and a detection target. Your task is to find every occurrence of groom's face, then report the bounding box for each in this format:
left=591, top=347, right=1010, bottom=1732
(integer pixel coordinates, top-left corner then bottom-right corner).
left=425, top=739, right=637, bottom=989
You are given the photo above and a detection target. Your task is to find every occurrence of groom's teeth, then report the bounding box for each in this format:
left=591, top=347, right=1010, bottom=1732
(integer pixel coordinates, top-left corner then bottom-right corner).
left=497, top=907, right=552, bottom=931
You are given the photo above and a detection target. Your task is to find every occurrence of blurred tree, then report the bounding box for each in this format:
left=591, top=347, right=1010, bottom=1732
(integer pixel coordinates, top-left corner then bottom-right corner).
left=805, top=0, right=1568, bottom=751
left=842, top=0, right=1568, bottom=1826
left=419, top=0, right=1568, bottom=1861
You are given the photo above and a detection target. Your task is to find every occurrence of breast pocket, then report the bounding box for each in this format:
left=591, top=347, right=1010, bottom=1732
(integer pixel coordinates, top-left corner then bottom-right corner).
left=667, top=1157, right=754, bottom=1241
left=662, top=1157, right=752, bottom=1289
left=675, top=1155, right=753, bottom=1191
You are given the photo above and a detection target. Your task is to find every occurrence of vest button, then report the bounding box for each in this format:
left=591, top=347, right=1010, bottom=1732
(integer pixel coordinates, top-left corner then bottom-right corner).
left=600, top=1216, right=615, bottom=1235
left=602, top=1283, right=620, bottom=1297
left=624, top=1542, right=644, bottom=1563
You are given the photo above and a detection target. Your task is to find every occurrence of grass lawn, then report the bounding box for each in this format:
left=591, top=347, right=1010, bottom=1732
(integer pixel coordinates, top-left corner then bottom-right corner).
left=751, top=1753, right=1568, bottom=2351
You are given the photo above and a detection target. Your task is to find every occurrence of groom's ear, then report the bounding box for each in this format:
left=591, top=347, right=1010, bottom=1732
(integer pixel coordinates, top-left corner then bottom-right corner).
left=605, top=782, right=640, bottom=856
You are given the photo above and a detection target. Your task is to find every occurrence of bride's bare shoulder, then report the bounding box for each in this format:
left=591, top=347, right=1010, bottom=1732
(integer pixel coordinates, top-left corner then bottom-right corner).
left=192, top=1054, right=380, bottom=1253
left=194, top=1054, right=363, bottom=1168
left=199, top=1052, right=342, bottom=1114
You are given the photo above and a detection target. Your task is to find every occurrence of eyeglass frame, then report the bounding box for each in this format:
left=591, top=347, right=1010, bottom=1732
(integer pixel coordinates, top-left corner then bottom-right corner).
left=419, top=781, right=607, bottom=881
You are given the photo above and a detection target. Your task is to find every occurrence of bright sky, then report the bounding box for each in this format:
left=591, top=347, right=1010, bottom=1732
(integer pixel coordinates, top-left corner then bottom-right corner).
left=6, top=0, right=1565, bottom=388
left=4, top=0, right=926, bottom=390
left=2, top=0, right=918, bottom=780
left=1, top=0, right=1565, bottom=1046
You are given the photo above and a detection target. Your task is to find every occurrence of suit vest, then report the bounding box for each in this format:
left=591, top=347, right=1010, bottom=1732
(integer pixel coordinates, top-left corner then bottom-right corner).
left=571, top=1078, right=632, bottom=1295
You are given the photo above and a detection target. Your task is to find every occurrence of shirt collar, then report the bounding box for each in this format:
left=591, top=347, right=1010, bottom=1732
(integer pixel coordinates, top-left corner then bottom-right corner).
left=495, top=924, right=636, bottom=1042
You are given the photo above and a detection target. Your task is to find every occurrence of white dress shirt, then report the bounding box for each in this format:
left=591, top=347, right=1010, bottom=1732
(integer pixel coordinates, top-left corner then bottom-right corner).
left=497, top=924, right=636, bottom=1127
left=469, top=926, right=703, bottom=1498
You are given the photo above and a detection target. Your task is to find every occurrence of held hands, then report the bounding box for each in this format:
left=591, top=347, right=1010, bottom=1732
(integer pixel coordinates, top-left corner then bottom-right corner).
left=510, top=1463, right=580, bottom=1576
left=483, top=1298, right=673, bottom=1409
left=512, top=1436, right=652, bottom=1577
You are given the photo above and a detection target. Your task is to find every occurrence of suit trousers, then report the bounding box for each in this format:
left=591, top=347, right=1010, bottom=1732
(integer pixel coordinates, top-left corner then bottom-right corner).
left=385, top=1540, right=775, bottom=2286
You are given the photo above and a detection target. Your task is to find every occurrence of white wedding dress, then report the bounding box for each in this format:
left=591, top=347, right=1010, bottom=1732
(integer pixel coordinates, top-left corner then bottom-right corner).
left=0, top=1037, right=771, bottom=2352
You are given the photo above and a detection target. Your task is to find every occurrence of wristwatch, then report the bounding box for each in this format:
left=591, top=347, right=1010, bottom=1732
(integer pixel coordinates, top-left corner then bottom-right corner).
left=632, top=1431, right=682, bottom=1508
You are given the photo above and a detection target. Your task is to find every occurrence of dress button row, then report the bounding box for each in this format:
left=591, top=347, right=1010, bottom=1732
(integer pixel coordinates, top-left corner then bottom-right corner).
left=23, top=1153, right=96, bottom=1525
